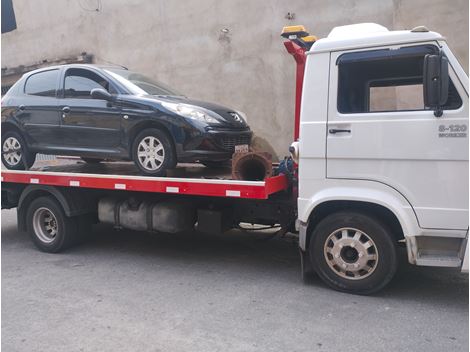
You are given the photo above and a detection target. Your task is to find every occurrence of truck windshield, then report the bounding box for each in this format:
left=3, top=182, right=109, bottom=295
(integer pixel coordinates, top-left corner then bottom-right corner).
left=104, top=68, right=183, bottom=96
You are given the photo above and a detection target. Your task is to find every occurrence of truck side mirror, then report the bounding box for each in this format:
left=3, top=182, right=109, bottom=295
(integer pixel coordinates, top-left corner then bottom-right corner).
left=91, top=88, right=114, bottom=101
left=423, top=52, right=449, bottom=117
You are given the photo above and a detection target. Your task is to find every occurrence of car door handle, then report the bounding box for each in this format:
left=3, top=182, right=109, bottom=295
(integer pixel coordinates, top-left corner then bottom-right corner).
left=329, top=128, right=351, bottom=134
left=62, top=106, right=71, bottom=113
left=18, top=105, right=26, bottom=111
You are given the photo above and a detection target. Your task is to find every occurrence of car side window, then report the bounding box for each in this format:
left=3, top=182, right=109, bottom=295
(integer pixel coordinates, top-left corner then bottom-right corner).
left=337, top=45, right=462, bottom=114
left=64, top=68, right=116, bottom=98
left=24, top=69, right=59, bottom=97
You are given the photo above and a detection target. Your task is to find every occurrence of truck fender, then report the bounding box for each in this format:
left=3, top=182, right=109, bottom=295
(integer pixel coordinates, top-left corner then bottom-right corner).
left=298, top=185, right=421, bottom=251
left=17, top=185, right=96, bottom=232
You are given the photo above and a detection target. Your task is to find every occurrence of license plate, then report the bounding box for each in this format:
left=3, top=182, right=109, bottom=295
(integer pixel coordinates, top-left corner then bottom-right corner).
left=235, top=144, right=249, bottom=153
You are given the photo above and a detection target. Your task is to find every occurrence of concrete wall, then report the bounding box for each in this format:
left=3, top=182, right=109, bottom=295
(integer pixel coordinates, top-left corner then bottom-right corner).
left=2, top=0, right=468, bottom=158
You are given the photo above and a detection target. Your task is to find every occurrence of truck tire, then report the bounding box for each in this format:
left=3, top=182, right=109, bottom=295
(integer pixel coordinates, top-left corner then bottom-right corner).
left=132, top=128, right=176, bottom=177
left=309, top=211, right=397, bottom=295
left=1, top=130, right=36, bottom=170
left=26, top=196, right=82, bottom=253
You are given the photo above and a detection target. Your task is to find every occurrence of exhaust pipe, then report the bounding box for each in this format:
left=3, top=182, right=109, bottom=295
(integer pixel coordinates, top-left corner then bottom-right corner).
left=232, top=152, right=273, bottom=181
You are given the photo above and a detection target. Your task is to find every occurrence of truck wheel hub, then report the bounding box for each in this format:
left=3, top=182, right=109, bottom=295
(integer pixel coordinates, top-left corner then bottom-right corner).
left=32, top=207, right=59, bottom=243
left=324, top=227, right=378, bottom=280
left=340, top=246, right=359, bottom=263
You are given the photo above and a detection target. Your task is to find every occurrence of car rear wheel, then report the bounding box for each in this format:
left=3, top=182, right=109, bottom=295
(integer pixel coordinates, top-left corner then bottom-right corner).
left=1, top=131, right=36, bottom=170
left=132, top=128, right=176, bottom=176
left=309, top=211, right=397, bottom=295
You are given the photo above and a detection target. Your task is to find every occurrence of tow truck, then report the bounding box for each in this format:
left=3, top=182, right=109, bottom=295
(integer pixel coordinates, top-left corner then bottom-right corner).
left=2, top=23, right=468, bottom=294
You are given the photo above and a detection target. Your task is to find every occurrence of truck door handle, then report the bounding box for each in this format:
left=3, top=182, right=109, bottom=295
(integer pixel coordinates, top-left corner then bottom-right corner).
left=62, top=106, right=71, bottom=113
left=329, top=128, right=351, bottom=134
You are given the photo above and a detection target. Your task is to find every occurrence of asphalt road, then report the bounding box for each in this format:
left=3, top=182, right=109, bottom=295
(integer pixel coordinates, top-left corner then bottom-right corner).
left=2, top=208, right=468, bottom=352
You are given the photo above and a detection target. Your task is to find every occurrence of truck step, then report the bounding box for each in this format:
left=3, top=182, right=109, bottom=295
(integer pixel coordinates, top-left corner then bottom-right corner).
left=415, top=253, right=462, bottom=267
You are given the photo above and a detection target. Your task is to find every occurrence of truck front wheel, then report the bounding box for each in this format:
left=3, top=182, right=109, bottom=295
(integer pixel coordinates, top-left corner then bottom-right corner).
left=26, top=196, right=83, bottom=253
left=309, top=211, right=397, bottom=295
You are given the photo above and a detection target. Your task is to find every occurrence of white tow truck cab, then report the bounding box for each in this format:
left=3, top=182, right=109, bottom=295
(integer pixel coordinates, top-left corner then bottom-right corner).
left=296, top=23, right=468, bottom=288
left=1, top=23, right=468, bottom=295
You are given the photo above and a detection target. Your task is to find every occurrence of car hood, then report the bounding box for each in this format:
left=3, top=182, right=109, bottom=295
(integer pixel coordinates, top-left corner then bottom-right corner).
left=144, top=95, right=249, bottom=129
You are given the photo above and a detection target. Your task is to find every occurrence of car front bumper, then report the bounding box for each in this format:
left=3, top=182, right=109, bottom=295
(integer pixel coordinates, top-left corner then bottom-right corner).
left=178, top=127, right=253, bottom=162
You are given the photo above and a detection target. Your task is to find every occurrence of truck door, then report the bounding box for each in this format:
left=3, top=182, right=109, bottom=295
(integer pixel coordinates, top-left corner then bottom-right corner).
left=326, top=44, right=469, bottom=230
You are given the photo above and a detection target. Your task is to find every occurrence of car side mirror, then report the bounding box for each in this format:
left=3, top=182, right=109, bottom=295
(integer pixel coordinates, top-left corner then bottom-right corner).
left=423, top=52, right=449, bottom=117
left=91, top=88, right=114, bottom=101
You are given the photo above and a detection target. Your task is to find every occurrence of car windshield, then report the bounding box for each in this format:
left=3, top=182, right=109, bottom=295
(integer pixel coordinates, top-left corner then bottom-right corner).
left=104, top=68, right=183, bottom=96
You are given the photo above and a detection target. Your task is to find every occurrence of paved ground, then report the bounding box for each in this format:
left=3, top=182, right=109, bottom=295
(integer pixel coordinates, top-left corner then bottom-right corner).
left=2, top=208, right=468, bottom=352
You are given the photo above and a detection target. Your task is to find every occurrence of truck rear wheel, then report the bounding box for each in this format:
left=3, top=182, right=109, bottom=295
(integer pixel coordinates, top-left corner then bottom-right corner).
left=26, top=196, right=83, bottom=253
left=309, top=211, right=397, bottom=295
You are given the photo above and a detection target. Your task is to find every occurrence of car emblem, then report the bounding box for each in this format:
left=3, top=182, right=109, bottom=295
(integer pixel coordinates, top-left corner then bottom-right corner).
left=229, top=112, right=243, bottom=123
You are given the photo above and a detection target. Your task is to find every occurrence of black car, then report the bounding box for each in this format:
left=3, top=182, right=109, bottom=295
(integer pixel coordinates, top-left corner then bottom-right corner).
left=1, top=64, right=252, bottom=176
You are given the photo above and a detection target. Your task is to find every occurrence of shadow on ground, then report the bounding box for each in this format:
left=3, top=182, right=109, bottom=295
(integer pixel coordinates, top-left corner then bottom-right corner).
left=1, top=208, right=468, bottom=352
left=2, top=212, right=468, bottom=303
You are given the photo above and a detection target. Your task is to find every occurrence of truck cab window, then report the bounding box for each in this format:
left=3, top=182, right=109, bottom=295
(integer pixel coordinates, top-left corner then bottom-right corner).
left=64, top=68, right=116, bottom=98
left=337, top=45, right=462, bottom=113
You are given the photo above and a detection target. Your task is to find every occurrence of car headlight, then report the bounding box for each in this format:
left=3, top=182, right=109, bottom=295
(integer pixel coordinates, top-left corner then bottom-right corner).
left=237, top=111, right=248, bottom=123
left=161, top=102, right=221, bottom=124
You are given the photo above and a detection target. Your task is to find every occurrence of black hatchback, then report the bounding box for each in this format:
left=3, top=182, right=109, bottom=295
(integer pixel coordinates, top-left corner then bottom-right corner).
left=1, top=64, right=252, bottom=176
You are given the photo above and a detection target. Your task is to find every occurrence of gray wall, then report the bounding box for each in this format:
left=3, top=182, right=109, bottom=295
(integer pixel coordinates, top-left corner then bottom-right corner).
left=2, top=0, right=468, bottom=158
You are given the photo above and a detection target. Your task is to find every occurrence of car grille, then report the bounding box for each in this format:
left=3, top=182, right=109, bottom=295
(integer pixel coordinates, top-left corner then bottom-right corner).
left=217, top=135, right=251, bottom=151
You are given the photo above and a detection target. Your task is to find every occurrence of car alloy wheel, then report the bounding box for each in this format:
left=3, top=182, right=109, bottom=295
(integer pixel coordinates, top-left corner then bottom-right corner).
left=2, top=136, right=22, bottom=167
left=323, top=227, right=378, bottom=280
left=137, top=136, right=165, bottom=171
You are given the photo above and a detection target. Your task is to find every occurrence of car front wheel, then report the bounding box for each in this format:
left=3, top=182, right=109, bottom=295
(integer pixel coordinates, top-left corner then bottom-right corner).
left=1, top=130, right=36, bottom=170
left=132, top=128, right=176, bottom=176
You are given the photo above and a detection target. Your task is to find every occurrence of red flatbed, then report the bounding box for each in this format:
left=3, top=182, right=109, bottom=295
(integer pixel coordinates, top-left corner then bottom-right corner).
left=1, top=160, right=289, bottom=200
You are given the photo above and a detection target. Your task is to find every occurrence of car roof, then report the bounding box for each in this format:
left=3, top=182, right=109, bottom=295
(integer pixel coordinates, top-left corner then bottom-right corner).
left=23, top=63, right=127, bottom=77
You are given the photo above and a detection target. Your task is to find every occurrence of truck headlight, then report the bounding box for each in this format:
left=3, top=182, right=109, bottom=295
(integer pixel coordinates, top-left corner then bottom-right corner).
left=161, top=102, right=221, bottom=124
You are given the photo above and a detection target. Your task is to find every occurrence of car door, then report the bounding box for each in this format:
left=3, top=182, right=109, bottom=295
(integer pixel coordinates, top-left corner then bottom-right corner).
left=17, top=69, right=61, bottom=149
left=326, top=43, right=468, bottom=230
left=58, top=67, right=122, bottom=153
